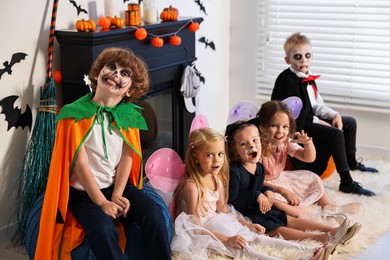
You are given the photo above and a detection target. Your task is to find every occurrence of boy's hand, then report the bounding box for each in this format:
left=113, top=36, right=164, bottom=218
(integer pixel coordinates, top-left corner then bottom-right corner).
left=99, top=200, right=125, bottom=219
left=257, top=193, right=271, bottom=214
left=111, top=195, right=130, bottom=218
left=332, top=113, right=343, bottom=130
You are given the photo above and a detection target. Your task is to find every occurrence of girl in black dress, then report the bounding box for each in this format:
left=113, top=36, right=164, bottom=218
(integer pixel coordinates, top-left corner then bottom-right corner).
left=226, top=120, right=352, bottom=257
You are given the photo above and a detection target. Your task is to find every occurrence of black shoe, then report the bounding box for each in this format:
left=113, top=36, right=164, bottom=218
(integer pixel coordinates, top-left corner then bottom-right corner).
left=339, top=181, right=376, bottom=196
left=350, top=161, right=378, bottom=173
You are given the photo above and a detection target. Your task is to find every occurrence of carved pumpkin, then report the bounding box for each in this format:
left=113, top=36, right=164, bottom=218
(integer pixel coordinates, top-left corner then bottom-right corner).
left=152, top=37, right=164, bottom=47
left=160, top=5, right=179, bottom=21
left=170, top=35, right=182, bottom=46
left=135, top=28, right=148, bottom=40
left=188, top=22, right=199, bottom=32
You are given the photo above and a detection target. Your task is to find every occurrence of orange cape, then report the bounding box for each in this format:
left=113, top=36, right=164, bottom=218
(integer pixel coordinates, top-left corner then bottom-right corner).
left=34, top=116, right=143, bottom=260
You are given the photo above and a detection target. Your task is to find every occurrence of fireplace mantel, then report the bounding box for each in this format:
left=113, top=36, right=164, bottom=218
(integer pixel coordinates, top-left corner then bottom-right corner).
left=55, top=17, right=203, bottom=158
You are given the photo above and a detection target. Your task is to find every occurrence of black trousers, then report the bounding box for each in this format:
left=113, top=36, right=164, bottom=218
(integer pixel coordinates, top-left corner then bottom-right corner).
left=69, top=185, right=172, bottom=260
left=291, top=116, right=357, bottom=185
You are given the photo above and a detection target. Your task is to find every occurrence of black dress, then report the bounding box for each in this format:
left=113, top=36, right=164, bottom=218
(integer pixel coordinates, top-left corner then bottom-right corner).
left=228, top=161, right=287, bottom=233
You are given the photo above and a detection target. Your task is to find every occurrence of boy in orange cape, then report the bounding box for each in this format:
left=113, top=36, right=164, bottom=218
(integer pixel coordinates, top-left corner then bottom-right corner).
left=35, top=48, right=171, bottom=260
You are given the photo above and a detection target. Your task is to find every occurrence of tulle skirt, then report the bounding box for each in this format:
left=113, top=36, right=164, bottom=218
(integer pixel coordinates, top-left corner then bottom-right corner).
left=266, top=170, right=324, bottom=206
left=171, top=206, right=317, bottom=260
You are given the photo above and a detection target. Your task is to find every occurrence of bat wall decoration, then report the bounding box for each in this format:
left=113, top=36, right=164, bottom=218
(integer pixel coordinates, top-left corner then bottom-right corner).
left=198, top=37, right=216, bottom=51
left=194, top=0, right=207, bottom=15
left=69, top=0, right=88, bottom=16
left=0, top=95, right=32, bottom=131
left=0, top=52, right=28, bottom=80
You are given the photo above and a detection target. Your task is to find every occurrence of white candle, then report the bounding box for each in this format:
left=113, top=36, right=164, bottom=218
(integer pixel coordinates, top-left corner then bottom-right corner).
left=104, top=0, right=117, bottom=17
left=144, top=7, right=157, bottom=23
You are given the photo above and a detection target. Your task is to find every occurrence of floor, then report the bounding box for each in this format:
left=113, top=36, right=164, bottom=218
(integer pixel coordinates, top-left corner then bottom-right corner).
left=0, top=231, right=390, bottom=259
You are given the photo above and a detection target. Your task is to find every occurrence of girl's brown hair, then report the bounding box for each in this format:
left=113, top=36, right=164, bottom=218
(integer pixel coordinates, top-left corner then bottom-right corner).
left=257, top=100, right=296, bottom=156
left=88, top=47, right=149, bottom=103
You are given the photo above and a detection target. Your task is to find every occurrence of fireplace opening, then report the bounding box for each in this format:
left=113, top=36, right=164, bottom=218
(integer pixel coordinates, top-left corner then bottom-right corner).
left=137, top=90, right=173, bottom=163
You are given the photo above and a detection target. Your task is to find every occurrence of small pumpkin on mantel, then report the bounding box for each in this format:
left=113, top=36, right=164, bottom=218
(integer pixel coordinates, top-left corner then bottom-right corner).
left=75, top=19, right=96, bottom=32
left=160, top=5, right=179, bottom=21
left=108, top=16, right=125, bottom=28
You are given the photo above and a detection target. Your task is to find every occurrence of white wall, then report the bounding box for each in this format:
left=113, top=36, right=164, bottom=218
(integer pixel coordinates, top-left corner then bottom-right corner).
left=0, top=0, right=230, bottom=244
left=229, top=2, right=390, bottom=160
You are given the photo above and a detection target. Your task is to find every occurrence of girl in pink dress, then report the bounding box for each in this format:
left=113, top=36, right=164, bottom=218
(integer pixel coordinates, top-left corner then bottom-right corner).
left=257, top=100, right=363, bottom=221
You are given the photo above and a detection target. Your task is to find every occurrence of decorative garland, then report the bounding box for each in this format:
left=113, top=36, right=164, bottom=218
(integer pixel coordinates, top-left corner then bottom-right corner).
left=131, top=19, right=200, bottom=48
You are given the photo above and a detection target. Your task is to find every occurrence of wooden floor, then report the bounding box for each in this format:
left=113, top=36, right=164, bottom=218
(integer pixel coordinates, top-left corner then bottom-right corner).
left=1, top=231, right=390, bottom=259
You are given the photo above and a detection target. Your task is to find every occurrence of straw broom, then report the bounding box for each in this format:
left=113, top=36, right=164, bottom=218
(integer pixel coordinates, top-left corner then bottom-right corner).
left=11, top=0, right=58, bottom=246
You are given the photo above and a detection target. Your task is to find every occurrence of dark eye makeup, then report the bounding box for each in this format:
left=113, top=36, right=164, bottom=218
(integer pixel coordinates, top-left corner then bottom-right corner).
left=293, top=53, right=311, bottom=60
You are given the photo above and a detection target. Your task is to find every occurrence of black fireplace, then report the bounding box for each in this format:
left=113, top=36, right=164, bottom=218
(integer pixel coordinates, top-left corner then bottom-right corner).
left=55, top=17, right=203, bottom=160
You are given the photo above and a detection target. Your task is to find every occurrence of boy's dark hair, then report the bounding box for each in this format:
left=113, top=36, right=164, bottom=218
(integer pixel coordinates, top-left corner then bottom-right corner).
left=88, top=47, right=149, bottom=103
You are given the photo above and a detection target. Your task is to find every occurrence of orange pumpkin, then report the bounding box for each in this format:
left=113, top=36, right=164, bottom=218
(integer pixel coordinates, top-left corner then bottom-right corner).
left=160, top=5, right=179, bottom=21
left=108, top=16, right=125, bottom=28
left=135, top=28, right=148, bottom=40
left=87, top=19, right=96, bottom=31
left=75, top=19, right=96, bottom=32
left=170, top=35, right=181, bottom=46
left=188, top=22, right=199, bottom=32
left=152, top=37, right=164, bottom=47
left=98, top=16, right=111, bottom=29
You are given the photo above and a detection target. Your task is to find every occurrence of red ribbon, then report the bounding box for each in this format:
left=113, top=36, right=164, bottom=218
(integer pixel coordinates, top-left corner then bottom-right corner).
left=302, top=75, right=320, bottom=98
left=301, top=75, right=320, bottom=82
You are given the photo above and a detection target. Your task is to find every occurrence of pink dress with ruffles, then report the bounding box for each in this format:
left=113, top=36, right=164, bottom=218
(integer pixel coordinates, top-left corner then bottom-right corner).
left=260, top=142, right=324, bottom=206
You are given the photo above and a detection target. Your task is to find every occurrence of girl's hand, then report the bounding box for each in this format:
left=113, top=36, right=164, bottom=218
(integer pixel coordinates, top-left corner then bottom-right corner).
left=264, top=190, right=275, bottom=205
left=291, top=130, right=313, bottom=145
left=257, top=193, right=271, bottom=214
left=225, top=235, right=247, bottom=249
left=249, top=223, right=266, bottom=234
left=99, top=200, right=125, bottom=219
left=281, top=189, right=300, bottom=206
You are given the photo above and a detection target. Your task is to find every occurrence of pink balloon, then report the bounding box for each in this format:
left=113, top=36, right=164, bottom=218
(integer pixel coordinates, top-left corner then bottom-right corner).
left=145, top=148, right=185, bottom=193
left=190, top=114, right=209, bottom=134
left=283, top=96, right=303, bottom=119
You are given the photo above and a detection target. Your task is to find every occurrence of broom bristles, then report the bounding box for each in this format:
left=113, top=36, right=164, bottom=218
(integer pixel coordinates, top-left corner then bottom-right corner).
left=11, top=79, right=56, bottom=246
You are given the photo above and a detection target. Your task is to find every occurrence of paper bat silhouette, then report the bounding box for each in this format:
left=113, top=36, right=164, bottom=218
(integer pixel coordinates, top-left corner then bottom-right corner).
left=194, top=0, right=207, bottom=15
left=0, top=95, right=32, bottom=131
left=193, top=65, right=205, bottom=84
left=69, top=0, right=88, bottom=16
left=198, top=37, right=216, bottom=51
left=0, top=52, right=28, bottom=80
